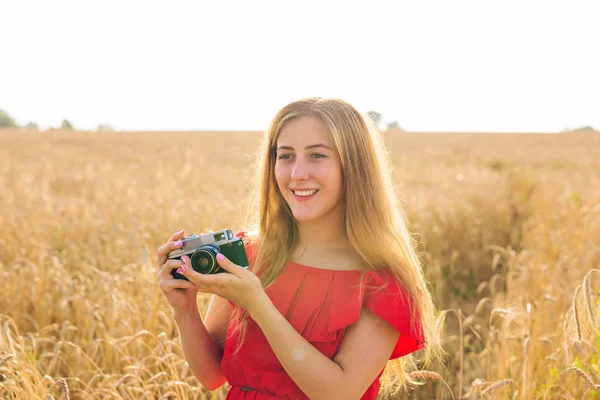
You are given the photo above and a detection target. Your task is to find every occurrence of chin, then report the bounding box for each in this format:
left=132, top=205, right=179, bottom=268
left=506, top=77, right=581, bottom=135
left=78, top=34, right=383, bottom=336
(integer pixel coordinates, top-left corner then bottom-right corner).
left=292, top=212, right=320, bottom=223
left=291, top=206, right=336, bottom=223
left=288, top=201, right=342, bottom=223
left=288, top=205, right=324, bottom=220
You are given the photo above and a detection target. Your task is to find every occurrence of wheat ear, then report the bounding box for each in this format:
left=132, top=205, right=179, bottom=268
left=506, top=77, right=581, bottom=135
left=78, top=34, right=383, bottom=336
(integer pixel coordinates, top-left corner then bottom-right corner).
left=479, top=378, right=518, bottom=396
left=53, top=377, right=70, bottom=400
left=559, top=367, right=600, bottom=391
left=0, top=353, right=13, bottom=367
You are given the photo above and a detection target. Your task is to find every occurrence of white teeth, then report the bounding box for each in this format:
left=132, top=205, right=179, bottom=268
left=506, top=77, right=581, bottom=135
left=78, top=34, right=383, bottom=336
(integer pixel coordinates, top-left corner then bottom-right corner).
left=293, top=189, right=318, bottom=197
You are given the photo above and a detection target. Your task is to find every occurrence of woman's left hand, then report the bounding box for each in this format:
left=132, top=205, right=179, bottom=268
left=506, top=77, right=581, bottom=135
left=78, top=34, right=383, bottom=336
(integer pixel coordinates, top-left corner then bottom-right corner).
left=178, top=253, right=268, bottom=313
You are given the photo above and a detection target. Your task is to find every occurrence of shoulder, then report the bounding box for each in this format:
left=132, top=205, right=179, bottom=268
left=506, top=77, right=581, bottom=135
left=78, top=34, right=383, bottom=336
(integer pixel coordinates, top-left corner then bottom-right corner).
left=329, top=271, right=424, bottom=396
left=360, top=269, right=425, bottom=359
left=362, top=269, right=408, bottom=299
left=331, top=305, right=401, bottom=395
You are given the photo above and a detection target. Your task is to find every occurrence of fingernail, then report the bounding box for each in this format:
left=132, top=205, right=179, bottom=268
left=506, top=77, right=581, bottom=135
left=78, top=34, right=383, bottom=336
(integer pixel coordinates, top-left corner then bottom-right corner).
left=176, top=268, right=183, bottom=274
left=178, top=230, right=184, bottom=234
left=217, top=253, right=224, bottom=261
left=175, top=240, right=183, bottom=246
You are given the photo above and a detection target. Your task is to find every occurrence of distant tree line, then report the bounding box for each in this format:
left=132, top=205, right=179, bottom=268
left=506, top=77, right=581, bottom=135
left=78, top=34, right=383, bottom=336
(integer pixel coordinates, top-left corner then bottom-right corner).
left=3, top=107, right=594, bottom=134
left=0, top=109, right=114, bottom=131
left=366, top=110, right=401, bottom=131
left=572, top=126, right=596, bottom=131
left=365, top=110, right=598, bottom=134
left=561, top=125, right=599, bottom=134
left=0, top=109, right=19, bottom=128
left=2, top=107, right=396, bottom=132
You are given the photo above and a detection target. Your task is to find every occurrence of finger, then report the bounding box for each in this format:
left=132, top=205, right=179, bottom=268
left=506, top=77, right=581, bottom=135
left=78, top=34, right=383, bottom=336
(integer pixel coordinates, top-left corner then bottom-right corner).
left=157, top=259, right=185, bottom=280
left=215, top=253, right=246, bottom=278
left=179, top=256, right=231, bottom=287
left=167, top=229, right=186, bottom=242
left=156, top=232, right=186, bottom=262
left=160, top=278, right=197, bottom=291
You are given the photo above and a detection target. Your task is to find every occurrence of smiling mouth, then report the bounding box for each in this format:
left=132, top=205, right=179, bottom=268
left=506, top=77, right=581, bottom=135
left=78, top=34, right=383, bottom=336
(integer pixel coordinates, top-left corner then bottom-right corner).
left=291, top=189, right=319, bottom=197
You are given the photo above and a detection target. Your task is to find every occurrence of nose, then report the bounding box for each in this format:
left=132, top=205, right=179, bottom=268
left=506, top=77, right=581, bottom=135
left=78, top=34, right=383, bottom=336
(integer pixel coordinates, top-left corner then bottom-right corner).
left=290, top=158, right=310, bottom=181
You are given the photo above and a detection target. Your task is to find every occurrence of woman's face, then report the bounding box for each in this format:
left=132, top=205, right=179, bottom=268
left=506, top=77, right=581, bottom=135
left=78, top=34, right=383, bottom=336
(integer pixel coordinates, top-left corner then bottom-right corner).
left=274, top=115, right=344, bottom=223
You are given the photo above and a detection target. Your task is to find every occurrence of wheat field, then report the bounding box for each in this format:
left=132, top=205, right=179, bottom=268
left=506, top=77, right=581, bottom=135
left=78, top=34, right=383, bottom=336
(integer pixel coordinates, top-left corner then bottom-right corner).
left=0, top=128, right=599, bottom=399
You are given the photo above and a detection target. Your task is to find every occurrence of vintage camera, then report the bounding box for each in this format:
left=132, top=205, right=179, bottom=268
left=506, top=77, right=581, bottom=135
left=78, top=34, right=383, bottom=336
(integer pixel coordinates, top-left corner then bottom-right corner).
left=168, top=228, right=249, bottom=279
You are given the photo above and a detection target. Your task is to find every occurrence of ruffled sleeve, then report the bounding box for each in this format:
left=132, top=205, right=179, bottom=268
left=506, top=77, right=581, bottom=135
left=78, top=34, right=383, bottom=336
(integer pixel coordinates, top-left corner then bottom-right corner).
left=362, top=271, right=425, bottom=359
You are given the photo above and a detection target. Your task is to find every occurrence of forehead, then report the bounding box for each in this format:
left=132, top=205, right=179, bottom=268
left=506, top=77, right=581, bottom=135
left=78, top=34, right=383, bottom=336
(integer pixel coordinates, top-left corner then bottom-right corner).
left=277, top=115, right=334, bottom=147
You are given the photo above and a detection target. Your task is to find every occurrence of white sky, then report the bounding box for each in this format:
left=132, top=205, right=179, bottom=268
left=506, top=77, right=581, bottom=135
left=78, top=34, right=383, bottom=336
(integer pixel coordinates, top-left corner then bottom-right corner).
left=1, top=0, right=598, bottom=132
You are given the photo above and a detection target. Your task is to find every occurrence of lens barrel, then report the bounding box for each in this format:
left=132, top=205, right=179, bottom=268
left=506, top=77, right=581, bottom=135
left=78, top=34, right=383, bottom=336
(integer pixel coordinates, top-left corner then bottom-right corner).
left=190, top=245, right=219, bottom=274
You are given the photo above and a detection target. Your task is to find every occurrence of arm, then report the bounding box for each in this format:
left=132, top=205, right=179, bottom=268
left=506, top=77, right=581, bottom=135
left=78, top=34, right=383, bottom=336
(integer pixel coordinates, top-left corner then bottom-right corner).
left=173, top=294, right=232, bottom=391
left=175, top=254, right=402, bottom=399
left=157, top=232, right=233, bottom=391
left=250, top=297, right=400, bottom=400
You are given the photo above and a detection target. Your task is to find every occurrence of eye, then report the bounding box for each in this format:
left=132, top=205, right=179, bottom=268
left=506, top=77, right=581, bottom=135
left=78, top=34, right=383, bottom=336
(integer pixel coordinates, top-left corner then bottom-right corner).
left=311, top=152, right=326, bottom=159
left=277, top=153, right=293, bottom=160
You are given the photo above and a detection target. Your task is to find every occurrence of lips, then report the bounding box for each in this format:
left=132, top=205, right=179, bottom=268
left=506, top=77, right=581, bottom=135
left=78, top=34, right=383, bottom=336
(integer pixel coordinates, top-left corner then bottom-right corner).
left=290, top=188, right=319, bottom=201
left=291, top=188, right=318, bottom=197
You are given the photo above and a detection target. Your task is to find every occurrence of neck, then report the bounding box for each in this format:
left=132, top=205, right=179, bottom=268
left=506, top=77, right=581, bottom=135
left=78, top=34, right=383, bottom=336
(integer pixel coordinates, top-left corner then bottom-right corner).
left=294, top=205, right=349, bottom=252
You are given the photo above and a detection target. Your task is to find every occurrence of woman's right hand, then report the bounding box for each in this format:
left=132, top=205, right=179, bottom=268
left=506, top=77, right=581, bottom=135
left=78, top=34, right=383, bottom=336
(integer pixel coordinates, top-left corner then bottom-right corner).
left=156, top=230, right=199, bottom=312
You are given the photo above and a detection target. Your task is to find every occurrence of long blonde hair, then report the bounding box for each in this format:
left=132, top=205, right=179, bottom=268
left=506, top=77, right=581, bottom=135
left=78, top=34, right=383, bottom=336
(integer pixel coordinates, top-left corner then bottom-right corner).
left=231, top=97, right=443, bottom=395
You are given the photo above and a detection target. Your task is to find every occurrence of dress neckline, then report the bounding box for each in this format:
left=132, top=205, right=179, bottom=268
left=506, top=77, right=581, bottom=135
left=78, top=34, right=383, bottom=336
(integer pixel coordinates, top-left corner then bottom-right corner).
left=288, top=260, right=362, bottom=273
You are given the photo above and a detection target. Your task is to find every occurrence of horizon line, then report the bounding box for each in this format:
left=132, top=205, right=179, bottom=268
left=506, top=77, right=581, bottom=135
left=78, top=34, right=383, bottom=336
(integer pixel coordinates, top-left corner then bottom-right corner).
left=1, top=127, right=599, bottom=135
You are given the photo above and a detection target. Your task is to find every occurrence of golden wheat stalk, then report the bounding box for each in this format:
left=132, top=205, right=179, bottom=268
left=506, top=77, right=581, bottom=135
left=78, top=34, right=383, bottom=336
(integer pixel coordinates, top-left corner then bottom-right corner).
left=434, top=309, right=464, bottom=399
left=479, top=378, right=518, bottom=396
left=474, top=297, right=493, bottom=316
left=583, top=269, right=599, bottom=329
left=159, top=392, right=178, bottom=400
left=548, top=384, right=574, bottom=399
left=1, top=321, right=16, bottom=356
left=521, top=337, right=530, bottom=397
left=114, top=373, right=135, bottom=390
left=0, top=354, right=13, bottom=368
left=572, top=285, right=583, bottom=341
left=148, top=371, right=168, bottom=383
left=463, top=378, right=491, bottom=397
left=51, top=377, right=70, bottom=400
left=489, top=308, right=517, bottom=327
left=559, top=367, right=600, bottom=390
left=408, top=371, right=455, bottom=400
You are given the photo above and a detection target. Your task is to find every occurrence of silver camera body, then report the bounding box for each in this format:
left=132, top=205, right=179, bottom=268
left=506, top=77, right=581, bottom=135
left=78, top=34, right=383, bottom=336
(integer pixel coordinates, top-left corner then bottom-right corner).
left=168, top=228, right=249, bottom=278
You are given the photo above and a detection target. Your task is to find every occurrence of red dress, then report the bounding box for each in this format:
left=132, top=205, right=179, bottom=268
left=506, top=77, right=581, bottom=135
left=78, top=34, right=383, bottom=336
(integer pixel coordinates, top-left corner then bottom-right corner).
left=221, top=236, right=425, bottom=399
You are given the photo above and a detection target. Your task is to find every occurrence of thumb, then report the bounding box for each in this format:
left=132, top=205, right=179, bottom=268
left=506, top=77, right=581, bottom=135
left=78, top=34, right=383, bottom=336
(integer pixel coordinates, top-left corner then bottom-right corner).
left=216, top=253, right=245, bottom=277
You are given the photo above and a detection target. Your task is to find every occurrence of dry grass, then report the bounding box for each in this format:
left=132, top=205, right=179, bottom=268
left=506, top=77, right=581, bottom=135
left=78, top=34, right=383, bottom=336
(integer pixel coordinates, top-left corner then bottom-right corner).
left=1, top=128, right=599, bottom=399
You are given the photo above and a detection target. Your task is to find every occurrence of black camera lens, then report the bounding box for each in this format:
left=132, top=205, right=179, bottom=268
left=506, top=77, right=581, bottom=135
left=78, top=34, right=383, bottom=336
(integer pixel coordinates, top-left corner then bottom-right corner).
left=191, top=246, right=219, bottom=274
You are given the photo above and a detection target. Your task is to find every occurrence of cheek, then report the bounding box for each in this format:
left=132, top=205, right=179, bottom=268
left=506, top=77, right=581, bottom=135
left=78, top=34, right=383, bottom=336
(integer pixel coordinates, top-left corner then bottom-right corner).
left=320, top=164, right=343, bottom=188
left=274, top=164, right=288, bottom=189
left=328, top=168, right=344, bottom=199
left=335, top=175, right=344, bottom=196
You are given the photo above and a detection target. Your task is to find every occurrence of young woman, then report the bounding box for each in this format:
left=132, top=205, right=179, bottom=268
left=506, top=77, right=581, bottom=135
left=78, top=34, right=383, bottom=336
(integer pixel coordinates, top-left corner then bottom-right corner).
left=155, top=98, right=442, bottom=399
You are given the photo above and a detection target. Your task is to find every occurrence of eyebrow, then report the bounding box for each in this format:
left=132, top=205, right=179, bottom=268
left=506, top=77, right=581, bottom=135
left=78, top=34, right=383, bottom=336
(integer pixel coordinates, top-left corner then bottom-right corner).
left=276, top=143, right=333, bottom=151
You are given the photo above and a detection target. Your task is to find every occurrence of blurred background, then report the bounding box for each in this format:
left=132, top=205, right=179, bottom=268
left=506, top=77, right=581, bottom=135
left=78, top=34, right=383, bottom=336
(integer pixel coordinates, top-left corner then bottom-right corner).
left=1, top=1, right=599, bottom=399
